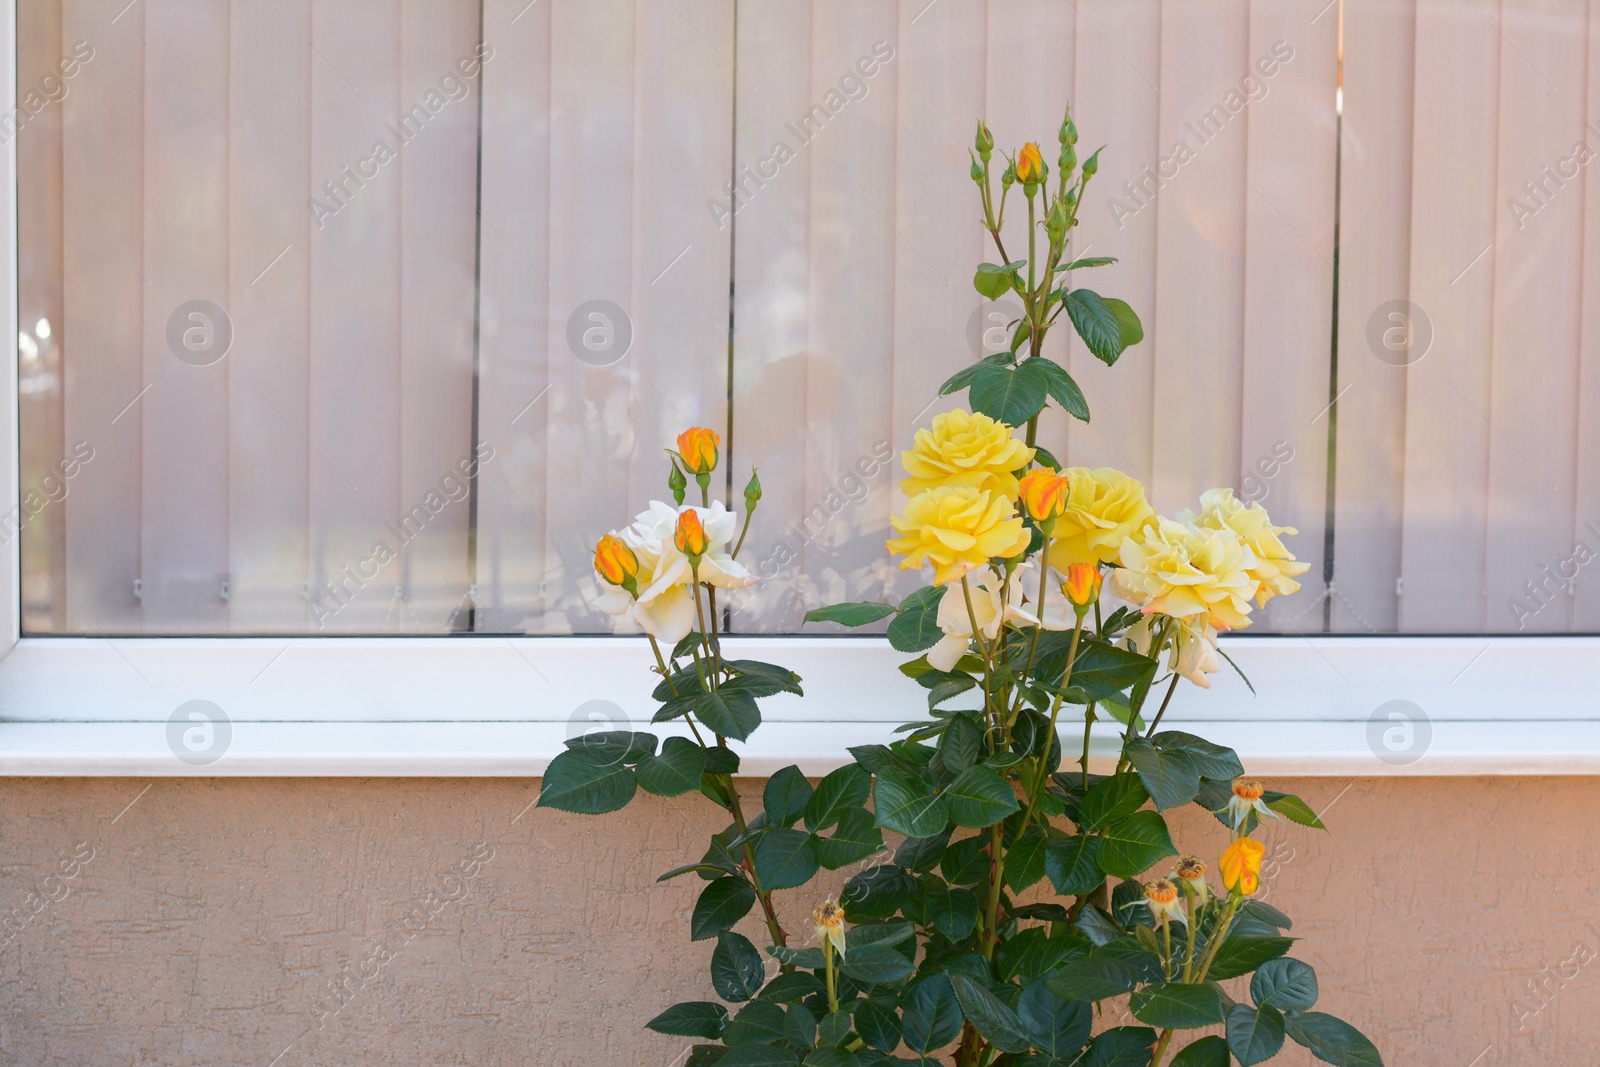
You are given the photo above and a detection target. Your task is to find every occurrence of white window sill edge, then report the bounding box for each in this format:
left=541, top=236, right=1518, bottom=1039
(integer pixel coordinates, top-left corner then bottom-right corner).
left=0, top=635, right=1594, bottom=776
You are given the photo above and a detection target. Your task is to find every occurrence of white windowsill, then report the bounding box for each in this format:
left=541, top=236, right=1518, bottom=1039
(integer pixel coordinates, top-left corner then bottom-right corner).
left=0, top=635, right=1595, bottom=776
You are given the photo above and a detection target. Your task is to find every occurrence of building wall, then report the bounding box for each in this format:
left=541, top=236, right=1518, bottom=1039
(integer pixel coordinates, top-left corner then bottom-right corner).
left=0, top=776, right=1591, bottom=1065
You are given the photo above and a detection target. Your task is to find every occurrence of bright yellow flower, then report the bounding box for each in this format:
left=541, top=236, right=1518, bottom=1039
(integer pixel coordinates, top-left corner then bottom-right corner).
left=1046, top=467, right=1155, bottom=569
left=1016, top=142, right=1044, bottom=184
left=593, top=534, right=639, bottom=587
left=1191, top=488, right=1310, bottom=608
left=887, top=486, right=1030, bottom=586
left=677, top=427, right=720, bottom=475
left=674, top=509, right=708, bottom=559
left=1017, top=468, right=1071, bottom=524
left=813, top=899, right=846, bottom=959
left=1063, top=562, right=1102, bottom=611
left=1220, top=837, right=1265, bottom=895
left=900, top=409, right=1034, bottom=501
left=1114, top=515, right=1257, bottom=631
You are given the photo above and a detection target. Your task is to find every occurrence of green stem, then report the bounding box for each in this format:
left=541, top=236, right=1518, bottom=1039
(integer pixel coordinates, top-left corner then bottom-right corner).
left=823, top=939, right=838, bottom=1013
left=1161, top=915, right=1172, bottom=980
left=982, top=820, right=1005, bottom=960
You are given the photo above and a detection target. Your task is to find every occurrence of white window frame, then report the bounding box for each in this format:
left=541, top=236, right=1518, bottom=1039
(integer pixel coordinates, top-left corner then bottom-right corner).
left=1, top=10, right=1594, bottom=778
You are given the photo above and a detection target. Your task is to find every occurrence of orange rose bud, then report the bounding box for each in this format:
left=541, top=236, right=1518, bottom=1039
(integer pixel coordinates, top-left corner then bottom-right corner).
left=593, top=534, right=639, bottom=588
left=677, top=427, right=720, bottom=476
left=1063, top=561, right=1103, bottom=612
left=1018, top=468, right=1070, bottom=524
left=1219, top=837, right=1265, bottom=896
left=1016, top=142, right=1044, bottom=185
left=675, top=509, right=709, bottom=559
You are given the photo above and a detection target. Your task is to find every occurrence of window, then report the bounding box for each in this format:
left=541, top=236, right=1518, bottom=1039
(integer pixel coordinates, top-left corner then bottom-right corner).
left=3, top=1, right=1596, bottom=774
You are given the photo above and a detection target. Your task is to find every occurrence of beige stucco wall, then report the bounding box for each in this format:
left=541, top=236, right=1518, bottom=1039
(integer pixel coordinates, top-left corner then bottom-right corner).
left=0, top=776, right=1592, bottom=1065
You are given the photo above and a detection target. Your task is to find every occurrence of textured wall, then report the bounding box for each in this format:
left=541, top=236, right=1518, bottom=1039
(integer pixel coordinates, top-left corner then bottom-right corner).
left=0, top=776, right=1593, bottom=1065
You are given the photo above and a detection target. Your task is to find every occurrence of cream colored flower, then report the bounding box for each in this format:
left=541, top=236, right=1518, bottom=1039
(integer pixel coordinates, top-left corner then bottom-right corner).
left=813, top=899, right=846, bottom=959
left=1122, top=613, right=1222, bottom=689
left=1114, top=516, right=1257, bottom=631
left=595, top=501, right=755, bottom=644
left=900, top=409, right=1035, bottom=500
left=888, top=486, right=1030, bottom=586
left=1046, top=467, right=1156, bottom=569
left=1189, top=488, right=1310, bottom=608
left=927, top=562, right=1070, bottom=671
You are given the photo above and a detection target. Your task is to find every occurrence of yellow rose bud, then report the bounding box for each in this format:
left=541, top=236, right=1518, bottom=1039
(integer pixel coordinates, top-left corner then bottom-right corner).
left=1063, top=562, right=1103, bottom=612
left=1016, top=142, right=1044, bottom=185
left=677, top=427, right=720, bottom=476
left=1219, top=837, right=1265, bottom=896
left=887, top=486, right=1030, bottom=586
left=674, top=509, right=708, bottom=560
left=1017, top=468, right=1070, bottom=525
left=593, top=534, right=639, bottom=589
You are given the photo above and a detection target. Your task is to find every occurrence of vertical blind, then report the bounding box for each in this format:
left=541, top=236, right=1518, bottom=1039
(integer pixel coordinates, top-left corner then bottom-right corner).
left=14, top=0, right=1599, bottom=637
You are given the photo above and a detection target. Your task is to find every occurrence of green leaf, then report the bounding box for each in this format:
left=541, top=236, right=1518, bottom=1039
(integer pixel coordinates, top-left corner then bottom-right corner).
left=536, top=748, right=637, bottom=814
left=712, top=931, right=767, bottom=1002
left=942, top=765, right=1021, bottom=828
left=1078, top=773, right=1151, bottom=831
left=562, top=730, right=657, bottom=762
left=799, top=1049, right=851, bottom=1067
left=1017, top=978, right=1092, bottom=1056
left=940, top=833, right=990, bottom=886
left=1074, top=905, right=1123, bottom=946
left=974, top=259, right=1027, bottom=299
left=939, top=352, right=1014, bottom=396
left=1033, top=637, right=1157, bottom=704
left=842, top=865, right=919, bottom=922
left=804, top=602, right=896, bottom=627
left=1085, top=1025, right=1158, bottom=1066
left=1150, top=732, right=1243, bottom=781
left=1003, top=826, right=1048, bottom=892
left=1207, top=935, right=1296, bottom=980
left=753, top=828, right=820, bottom=891
left=1122, top=739, right=1201, bottom=812
left=970, top=360, right=1049, bottom=427
left=1252, top=957, right=1319, bottom=1011
left=758, top=971, right=825, bottom=1003
left=813, top=806, right=885, bottom=870
left=841, top=943, right=916, bottom=986
left=1242, top=899, right=1294, bottom=931
left=996, top=926, right=1089, bottom=984
left=718, top=1047, right=800, bottom=1067
left=1029, top=357, right=1091, bottom=422
left=635, top=736, right=707, bottom=796
left=705, top=746, right=741, bottom=775
left=1046, top=956, right=1140, bottom=1002
left=1032, top=444, right=1063, bottom=471
left=852, top=996, right=902, bottom=1053
left=1097, top=811, right=1177, bottom=878
left=947, top=974, right=1032, bottom=1054
left=936, top=714, right=983, bottom=772
left=724, top=1000, right=789, bottom=1047
left=918, top=879, right=979, bottom=940
left=725, top=660, right=805, bottom=697
left=1227, top=1003, right=1286, bottom=1066
left=1265, top=791, right=1326, bottom=829
left=1044, top=831, right=1104, bottom=895
left=872, top=771, right=950, bottom=838
left=1104, top=297, right=1144, bottom=347
left=1063, top=255, right=1118, bottom=271
left=806, top=765, right=872, bottom=831
left=899, top=975, right=963, bottom=1054
left=886, top=586, right=945, bottom=653
left=646, top=1001, right=729, bottom=1039
left=894, top=830, right=951, bottom=874
left=692, top=877, right=756, bottom=941
left=693, top=689, right=762, bottom=742
left=767, top=944, right=825, bottom=969
left=765, top=766, right=814, bottom=827
left=1169, top=1035, right=1231, bottom=1067
left=1129, top=984, right=1225, bottom=1029
left=1065, top=288, right=1126, bottom=366
left=1284, top=1013, right=1383, bottom=1067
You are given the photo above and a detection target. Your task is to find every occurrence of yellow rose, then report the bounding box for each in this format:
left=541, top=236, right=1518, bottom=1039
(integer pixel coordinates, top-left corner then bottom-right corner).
left=1047, top=467, right=1156, bottom=568
left=677, top=426, right=720, bottom=475
left=1016, top=142, right=1044, bottom=185
left=1114, top=515, right=1256, bottom=631
left=593, top=534, right=639, bottom=588
left=1191, top=489, right=1310, bottom=607
left=1220, top=837, right=1265, bottom=895
left=887, top=486, right=1030, bottom=586
left=1017, top=468, right=1071, bottom=524
left=900, top=409, right=1035, bottom=500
